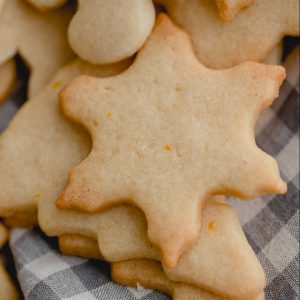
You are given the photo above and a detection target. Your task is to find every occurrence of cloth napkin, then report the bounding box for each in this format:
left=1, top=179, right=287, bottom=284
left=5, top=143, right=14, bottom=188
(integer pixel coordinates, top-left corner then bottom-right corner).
left=1, top=48, right=299, bottom=300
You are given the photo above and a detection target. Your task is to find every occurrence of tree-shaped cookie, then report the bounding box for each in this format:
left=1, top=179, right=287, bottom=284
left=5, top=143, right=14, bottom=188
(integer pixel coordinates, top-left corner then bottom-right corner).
left=49, top=198, right=265, bottom=299
left=214, top=0, right=253, bottom=21
left=0, top=0, right=74, bottom=97
left=112, top=259, right=265, bottom=300
left=26, top=0, right=68, bottom=11
left=57, top=14, right=286, bottom=268
left=68, top=0, right=155, bottom=64
left=0, top=58, right=130, bottom=221
left=157, top=0, right=299, bottom=68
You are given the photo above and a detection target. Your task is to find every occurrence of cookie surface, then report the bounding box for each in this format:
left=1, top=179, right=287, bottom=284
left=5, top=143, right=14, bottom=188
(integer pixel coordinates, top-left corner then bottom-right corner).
left=41, top=198, right=265, bottom=299
left=213, top=0, right=253, bottom=21
left=58, top=14, right=286, bottom=267
left=59, top=234, right=103, bottom=260
left=0, top=59, right=16, bottom=104
left=0, top=55, right=265, bottom=297
left=68, top=0, right=155, bottom=64
left=26, top=0, right=68, bottom=11
left=59, top=234, right=265, bottom=300
left=0, top=0, right=74, bottom=97
left=157, top=0, right=299, bottom=68
left=0, top=0, right=4, bottom=12
left=112, top=259, right=265, bottom=300
left=0, top=58, right=131, bottom=218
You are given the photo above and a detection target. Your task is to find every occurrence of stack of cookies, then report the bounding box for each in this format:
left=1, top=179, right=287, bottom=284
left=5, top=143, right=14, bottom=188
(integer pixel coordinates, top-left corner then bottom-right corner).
left=0, top=0, right=299, bottom=299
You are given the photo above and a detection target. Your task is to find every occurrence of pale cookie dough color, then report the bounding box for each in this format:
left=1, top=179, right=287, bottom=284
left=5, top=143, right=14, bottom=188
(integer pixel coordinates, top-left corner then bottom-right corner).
left=26, top=0, right=68, bottom=11
left=157, top=0, right=299, bottom=68
left=214, top=0, right=254, bottom=21
left=0, top=58, right=131, bottom=220
left=0, top=59, right=16, bottom=104
left=44, top=199, right=265, bottom=299
left=0, top=0, right=74, bottom=97
left=0, top=37, right=266, bottom=298
left=58, top=14, right=286, bottom=268
left=112, top=259, right=265, bottom=300
left=68, top=0, right=155, bottom=64
left=59, top=234, right=104, bottom=260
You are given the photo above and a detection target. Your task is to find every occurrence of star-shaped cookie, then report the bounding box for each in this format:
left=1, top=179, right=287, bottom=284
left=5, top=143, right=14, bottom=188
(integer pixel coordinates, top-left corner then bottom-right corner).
left=0, top=0, right=74, bottom=97
left=58, top=14, right=287, bottom=267
left=157, top=0, right=299, bottom=68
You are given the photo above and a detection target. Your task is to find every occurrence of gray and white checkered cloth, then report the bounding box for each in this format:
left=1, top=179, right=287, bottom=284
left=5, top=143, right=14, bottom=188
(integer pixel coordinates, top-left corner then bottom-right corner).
left=2, top=48, right=299, bottom=299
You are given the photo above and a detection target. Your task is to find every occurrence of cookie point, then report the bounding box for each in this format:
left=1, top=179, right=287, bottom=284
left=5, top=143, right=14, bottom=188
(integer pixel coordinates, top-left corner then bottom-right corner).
left=162, top=251, right=179, bottom=269
left=276, top=180, right=288, bottom=194
left=155, top=13, right=178, bottom=35
left=56, top=192, right=68, bottom=209
left=265, top=64, right=286, bottom=83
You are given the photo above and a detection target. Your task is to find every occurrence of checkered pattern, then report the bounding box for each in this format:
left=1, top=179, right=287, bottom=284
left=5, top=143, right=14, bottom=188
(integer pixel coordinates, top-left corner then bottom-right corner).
left=229, top=47, right=299, bottom=300
left=2, top=48, right=299, bottom=299
left=9, top=228, right=168, bottom=300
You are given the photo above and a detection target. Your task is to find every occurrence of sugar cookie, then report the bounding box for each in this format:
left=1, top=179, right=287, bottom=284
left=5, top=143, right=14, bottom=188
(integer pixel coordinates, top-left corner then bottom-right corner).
left=157, top=0, right=299, bottom=68
left=4, top=211, right=38, bottom=228
left=112, top=259, right=265, bottom=300
left=41, top=198, right=265, bottom=300
left=0, top=58, right=131, bottom=219
left=58, top=14, right=286, bottom=267
left=0, top=54, right=265, bottom=298
left=68, top=0, right=155, bottom=64
left=0, top=0, right=74, bottom=97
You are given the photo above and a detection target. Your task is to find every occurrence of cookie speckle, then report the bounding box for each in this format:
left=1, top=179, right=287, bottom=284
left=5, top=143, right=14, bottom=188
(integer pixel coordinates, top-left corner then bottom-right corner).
left=208, top=221, right=216, bottom=232
left=164, top=144, right=172, bottom=151
left=51, top=80, right=62, bottom=89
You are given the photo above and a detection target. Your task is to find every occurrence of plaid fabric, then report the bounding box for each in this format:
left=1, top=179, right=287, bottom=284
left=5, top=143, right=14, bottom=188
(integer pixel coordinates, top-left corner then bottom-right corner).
left=1, top=47, right=299, bottom=299
left=228, top=48, right=299, bottom=299
left=9, top=228, right=168, bottom=300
